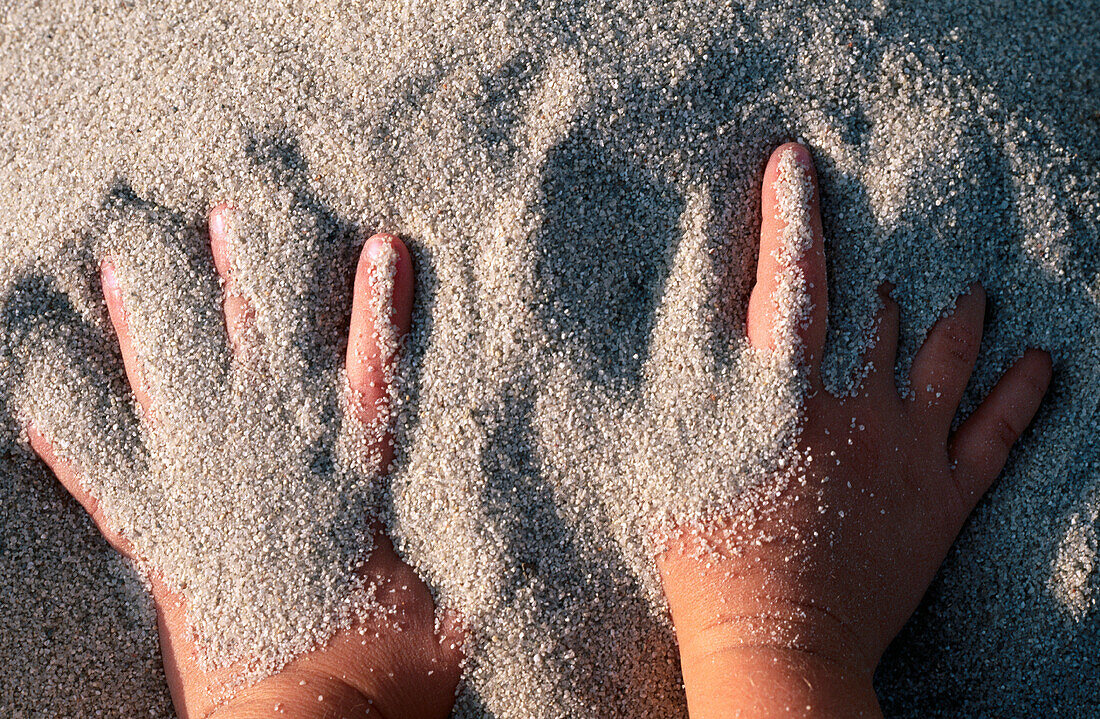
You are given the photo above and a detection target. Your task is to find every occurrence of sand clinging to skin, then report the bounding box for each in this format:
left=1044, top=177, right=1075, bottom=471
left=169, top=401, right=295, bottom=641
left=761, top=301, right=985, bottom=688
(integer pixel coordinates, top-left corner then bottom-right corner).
left=0, top=1, right=1097, bottom=717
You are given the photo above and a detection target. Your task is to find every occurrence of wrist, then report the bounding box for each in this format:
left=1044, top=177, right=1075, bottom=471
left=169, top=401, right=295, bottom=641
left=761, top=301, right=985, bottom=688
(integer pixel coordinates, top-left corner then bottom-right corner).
left=658, top=533, right=883, bottom=718
left=205, top=671, right=374, bottom=719
left=666, top=583, right=883, bottom=718
left=677, top=644, right=881, bottom=719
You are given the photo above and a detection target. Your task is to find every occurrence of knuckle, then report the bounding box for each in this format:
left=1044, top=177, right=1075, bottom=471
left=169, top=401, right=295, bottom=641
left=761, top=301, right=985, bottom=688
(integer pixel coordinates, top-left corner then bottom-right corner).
left=992, top=415, right=1021, bottom=452
left=941, top=324, right=979, bottom=366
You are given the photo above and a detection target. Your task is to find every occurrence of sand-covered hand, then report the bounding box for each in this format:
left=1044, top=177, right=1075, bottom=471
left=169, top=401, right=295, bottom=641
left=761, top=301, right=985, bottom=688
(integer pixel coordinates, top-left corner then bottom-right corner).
left=657, top=144, right=1053, bottom=719
left=29, top=217, right=463, bottom=719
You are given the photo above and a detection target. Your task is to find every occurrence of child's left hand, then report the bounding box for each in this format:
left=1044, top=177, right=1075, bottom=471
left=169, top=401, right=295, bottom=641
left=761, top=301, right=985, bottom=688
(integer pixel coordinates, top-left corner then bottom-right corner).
left=29, top=210, right=463, bottom=719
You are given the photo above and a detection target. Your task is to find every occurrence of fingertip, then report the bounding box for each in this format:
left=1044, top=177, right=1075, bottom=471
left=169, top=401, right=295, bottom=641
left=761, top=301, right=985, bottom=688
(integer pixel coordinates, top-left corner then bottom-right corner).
left=100, top=258, right=125, bottom=329
left=769, top=141, right=814, bottom=170
left=967, top=280, right=986, bottom=306
left=1027, top=346, right=1054, bottom=373
left=760, top=142, right=816, bottom=208
left=948, top=345, right=1054, bottom=511
left=100, top=258, right=118, bottom=295
left=955, top=281, right=986, bottom=324
left=208, top=202, right=234, bottom=238
left=208, top=203, right=236, bottom=277
left=359, top=232, right=415, bottom=329
left=25, top=422, right=50, bottom=460
left=366, top=234, right=413, bottom=290
left=875, top=281, right=899, bottom=315
left=363, top=232, right=407, bottom=262
left=1021, top=347, right=1054, bottom=395
left=955, top=281, right=988, bottom=342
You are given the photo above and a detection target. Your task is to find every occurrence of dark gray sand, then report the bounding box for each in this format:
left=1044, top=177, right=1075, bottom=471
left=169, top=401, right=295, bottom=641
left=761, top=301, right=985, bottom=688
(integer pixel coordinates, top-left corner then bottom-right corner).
left=1, top=1, right=1097, bottom=716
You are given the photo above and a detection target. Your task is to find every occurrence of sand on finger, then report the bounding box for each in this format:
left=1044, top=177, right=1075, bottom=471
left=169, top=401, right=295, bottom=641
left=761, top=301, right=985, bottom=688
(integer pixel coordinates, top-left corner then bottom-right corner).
left=0, top=1, right=1097, bottom=717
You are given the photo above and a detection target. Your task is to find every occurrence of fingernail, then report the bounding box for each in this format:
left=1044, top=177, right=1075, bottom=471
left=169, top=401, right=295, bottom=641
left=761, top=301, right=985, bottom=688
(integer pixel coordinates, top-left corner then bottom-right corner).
left=209, top=203, right=234, bottom=237
left=101, top=261, right=118, bottom=293
left=366, top=234, right=396, bottom=261
left=209, top=211, right=225, bottom=237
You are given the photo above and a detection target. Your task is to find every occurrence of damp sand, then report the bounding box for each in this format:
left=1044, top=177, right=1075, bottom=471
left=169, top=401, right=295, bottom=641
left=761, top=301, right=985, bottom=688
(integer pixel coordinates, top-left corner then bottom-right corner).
left=0, top=1, right=1097, bottom=717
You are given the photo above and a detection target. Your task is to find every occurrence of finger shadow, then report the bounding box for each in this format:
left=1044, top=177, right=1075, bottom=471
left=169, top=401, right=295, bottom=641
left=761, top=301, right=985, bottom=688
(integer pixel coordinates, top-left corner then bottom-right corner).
left=479, top=393, right=686, bottom=717
left=531, top=125, right=683, bottom=389
left=0, top=266, right=170, bottom=715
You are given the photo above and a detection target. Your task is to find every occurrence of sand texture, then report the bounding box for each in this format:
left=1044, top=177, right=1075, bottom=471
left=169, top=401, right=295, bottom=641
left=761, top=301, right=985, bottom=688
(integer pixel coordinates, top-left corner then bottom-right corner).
left=1, top=0, right=1097, bottom=716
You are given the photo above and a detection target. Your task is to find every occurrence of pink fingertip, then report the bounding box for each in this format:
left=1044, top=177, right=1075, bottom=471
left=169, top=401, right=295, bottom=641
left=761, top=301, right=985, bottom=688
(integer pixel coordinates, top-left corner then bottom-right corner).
left=365, top=233, right=399, bottom=261
left=100, top=260, right=118, bottom=293
left=209, top=203, right=234, bottom=237
left=772, top=141, right=813, bottom=172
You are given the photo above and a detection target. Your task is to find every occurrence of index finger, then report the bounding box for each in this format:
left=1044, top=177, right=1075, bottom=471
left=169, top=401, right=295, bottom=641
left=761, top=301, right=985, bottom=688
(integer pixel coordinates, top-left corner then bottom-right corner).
left=346, top=234, right=415, bottom=473
left=746, top=143, right=828, bottom=376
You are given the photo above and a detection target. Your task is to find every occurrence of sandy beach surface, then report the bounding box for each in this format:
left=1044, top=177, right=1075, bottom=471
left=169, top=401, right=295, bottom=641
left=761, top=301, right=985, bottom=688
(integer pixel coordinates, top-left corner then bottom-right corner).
left=1, top=1, right=1097, bottom=716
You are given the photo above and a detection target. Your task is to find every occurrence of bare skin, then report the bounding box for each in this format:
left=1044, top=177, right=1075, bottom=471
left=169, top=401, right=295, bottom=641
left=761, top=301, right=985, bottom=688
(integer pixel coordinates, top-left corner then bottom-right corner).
left=28, top=208, right=463, bottom=719
left=657, top=143, right=1053, bottom=718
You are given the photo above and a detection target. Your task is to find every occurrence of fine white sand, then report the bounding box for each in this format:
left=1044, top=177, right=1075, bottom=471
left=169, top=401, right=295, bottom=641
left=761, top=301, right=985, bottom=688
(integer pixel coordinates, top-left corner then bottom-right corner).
left=0, top=1, right=1097, bottom=717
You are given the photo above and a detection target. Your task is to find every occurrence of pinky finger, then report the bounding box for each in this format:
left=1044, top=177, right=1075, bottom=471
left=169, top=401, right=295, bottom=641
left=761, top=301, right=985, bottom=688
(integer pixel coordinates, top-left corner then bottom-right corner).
left=948, top=348, right=1052, bottom=510
left=28, top=428, right=204, bottom=707
left=26, top=424, right=136, bottom=558
left=101, top=260, right=155, bottom=420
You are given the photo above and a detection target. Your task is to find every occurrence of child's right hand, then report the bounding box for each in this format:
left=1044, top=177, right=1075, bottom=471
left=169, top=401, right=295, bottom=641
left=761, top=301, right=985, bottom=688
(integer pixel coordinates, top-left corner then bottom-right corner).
left=657, top=144, right=1052, bottom=718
